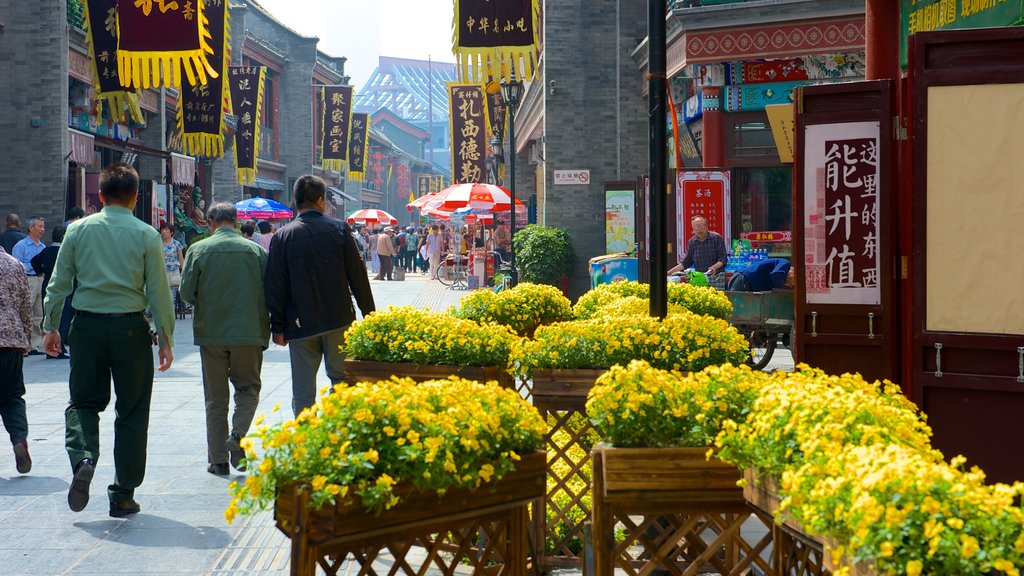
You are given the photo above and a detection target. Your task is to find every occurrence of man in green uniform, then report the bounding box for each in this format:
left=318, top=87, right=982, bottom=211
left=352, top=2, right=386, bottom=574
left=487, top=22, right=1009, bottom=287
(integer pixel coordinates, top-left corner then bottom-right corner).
left=42, top=162, right=175, bottom=518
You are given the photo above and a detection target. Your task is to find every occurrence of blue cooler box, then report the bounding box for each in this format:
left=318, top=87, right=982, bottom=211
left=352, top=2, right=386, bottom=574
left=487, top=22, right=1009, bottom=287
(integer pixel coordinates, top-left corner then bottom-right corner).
left=589, top=253, right=639, bottom=289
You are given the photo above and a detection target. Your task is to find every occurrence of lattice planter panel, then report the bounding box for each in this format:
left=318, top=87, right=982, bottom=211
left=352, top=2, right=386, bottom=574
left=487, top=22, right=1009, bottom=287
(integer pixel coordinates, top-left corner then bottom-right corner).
left=530, top=368, right=606, bottom=569
left=274, top=451, right=544, bottom=576
left=743, top=469, right=833, bottom=576
left=591, top=444, right=775, bottom=576
left=343, top=359, right=513, bottom=389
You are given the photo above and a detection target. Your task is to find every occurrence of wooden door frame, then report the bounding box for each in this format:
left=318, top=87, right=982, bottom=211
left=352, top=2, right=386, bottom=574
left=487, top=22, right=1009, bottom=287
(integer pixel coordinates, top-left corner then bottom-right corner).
left=792, top=81, right=898, bottom=379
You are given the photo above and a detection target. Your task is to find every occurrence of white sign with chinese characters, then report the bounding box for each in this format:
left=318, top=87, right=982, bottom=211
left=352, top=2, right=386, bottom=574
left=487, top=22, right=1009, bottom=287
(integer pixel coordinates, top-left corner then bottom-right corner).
left=553, top=169, right=591, bottom=186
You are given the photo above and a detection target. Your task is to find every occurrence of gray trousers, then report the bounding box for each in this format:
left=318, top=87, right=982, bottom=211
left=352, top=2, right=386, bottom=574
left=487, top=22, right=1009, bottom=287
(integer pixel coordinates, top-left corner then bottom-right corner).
left=199, top=345, right=263, bottom=465
left=288, top=328, right=347, bottom=416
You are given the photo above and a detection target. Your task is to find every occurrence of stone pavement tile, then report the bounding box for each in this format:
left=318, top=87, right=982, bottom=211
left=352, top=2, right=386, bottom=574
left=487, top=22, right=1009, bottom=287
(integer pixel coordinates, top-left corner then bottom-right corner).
left=0, top=548, right=92, bottom=575
left=71, top=544, right=225, bottom=573
left=0, top=526, right=106, bottom=549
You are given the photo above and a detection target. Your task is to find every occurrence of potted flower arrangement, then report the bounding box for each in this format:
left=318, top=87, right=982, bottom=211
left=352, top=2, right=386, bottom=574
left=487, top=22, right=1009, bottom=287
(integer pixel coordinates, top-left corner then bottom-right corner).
left=450, top=282, right=573, bottom=337
left=714, top=365, right=1024, bottom=575
left=586, top=360, right=775, bottom=576
left=344, top=306, right=518, bottom=387
left=227, top=377, right=546, bottom=576
left=573, top=281, right=733, bottom=321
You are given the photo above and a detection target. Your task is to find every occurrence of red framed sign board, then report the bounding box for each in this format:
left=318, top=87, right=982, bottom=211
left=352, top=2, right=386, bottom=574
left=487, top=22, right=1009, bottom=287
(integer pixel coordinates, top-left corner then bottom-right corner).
left=676, top=170, right=730, bottom=259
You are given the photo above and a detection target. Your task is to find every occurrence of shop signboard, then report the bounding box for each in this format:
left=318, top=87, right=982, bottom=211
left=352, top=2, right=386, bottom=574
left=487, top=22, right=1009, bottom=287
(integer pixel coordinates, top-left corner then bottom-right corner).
left=740, top=231, right=792, bottom=243
left=900, top=0, right=1024, bottom=67
left=765, top=103, right=796, bottom=163
left=605, top=188, right=635, bottom=253
left=802, top=121, right=881, bottom=306
left=676, top=171, right=731, bottom=260
left=726, top=81, right=803, bottom=112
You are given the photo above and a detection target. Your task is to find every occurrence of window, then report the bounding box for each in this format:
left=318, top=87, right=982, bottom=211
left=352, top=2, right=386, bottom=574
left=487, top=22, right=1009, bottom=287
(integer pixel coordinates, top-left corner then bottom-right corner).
left=731, top=167, right=793, bottom=256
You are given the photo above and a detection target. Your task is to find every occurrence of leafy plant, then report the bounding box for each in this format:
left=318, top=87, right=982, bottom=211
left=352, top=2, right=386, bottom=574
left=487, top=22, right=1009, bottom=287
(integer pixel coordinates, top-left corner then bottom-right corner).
left=226, top=377, right=546, bottom=521
left=512, top=225, right=575, bottom=286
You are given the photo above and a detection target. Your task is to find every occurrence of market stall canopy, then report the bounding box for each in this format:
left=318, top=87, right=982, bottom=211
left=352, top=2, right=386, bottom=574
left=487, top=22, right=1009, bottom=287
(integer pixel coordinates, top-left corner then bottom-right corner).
left=427, top=182, right=525, bottom=212
left=347, top=208, right=398, bottom=226
left=235, top=196, right=293, bottom=219
left=406, top=192, right=437, bottom=212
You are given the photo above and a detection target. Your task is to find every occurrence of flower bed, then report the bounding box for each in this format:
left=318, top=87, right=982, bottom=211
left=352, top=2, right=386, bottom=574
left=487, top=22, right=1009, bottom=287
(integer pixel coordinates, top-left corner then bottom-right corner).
left=450, top=282, right=573, bottom=337
left=345, top=306, right=518, bottom=368
left=572, top=281, right=733, bottom=320
left=510, top=312, right=749, bottom=380
left=714, top=365, right=1024, bottom=575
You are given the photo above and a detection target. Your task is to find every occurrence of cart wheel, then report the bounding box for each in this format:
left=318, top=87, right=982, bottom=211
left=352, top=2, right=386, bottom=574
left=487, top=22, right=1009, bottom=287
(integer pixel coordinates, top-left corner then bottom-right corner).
left=746, top=330, right=777, bottom=370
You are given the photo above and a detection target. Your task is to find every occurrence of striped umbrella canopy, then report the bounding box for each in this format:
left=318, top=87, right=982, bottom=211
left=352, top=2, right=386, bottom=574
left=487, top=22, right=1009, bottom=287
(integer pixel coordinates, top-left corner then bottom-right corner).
left=406, top=192, right=437, bottom=212
left=346, top=208, right=398, bottom=226
left=426, top=182, right=525, bottom=212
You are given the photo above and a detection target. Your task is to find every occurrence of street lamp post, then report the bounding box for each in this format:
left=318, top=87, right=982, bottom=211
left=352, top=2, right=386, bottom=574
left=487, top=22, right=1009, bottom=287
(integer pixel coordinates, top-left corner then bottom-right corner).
left=500, top=74, right=524, bottom=287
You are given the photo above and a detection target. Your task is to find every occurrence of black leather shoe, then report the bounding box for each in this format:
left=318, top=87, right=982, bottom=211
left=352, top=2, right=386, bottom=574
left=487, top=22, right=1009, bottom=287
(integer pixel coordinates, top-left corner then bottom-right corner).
left=225, top=434, right=246, bottom=472
left=207, top=463, right=229, bottom=476
left=68, top=458, right=95, bottom=512
left=13, top=441, right=31, bottom=474
left=109, top=499, right=141, bottom=518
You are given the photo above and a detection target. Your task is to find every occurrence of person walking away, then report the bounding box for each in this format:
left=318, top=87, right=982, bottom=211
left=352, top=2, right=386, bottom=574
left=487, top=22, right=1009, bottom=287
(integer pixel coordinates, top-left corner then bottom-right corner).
left=254, top=221, right=273, bottom=252
left=368, top=228, right=380, bottom=274
left=669, top=215, right=729, bottom=290
left=1, top=214, right=26, bottom=254
left=396, top=228, right=409, bottom=271
left=239, top=224, right=256, bottom=241
left=374, top=227, right=397, bottom=281
left=42, top=162, right=175, bottom=518
left=0, top=244, right=33, bottom=474
left=180, top=203, right=268, bottom=476
left=159, top=224, right=185, bottom=315
left=426, top=225, right=442, bottom=279
left=29, top=225, right=68, bottom=358
left=264, top=175, right=375, bottom=416
left=12, top=216, right=46, bottom=355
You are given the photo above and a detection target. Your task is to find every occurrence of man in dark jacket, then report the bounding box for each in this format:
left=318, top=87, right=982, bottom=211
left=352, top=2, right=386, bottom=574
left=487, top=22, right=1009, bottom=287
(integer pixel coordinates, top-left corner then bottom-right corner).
left=265, top=175, right=375, bottom=416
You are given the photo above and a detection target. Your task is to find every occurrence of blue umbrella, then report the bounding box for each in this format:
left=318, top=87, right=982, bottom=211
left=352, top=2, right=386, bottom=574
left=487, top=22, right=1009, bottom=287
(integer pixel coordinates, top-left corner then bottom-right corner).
left=234, top=197, right=293, bottom=219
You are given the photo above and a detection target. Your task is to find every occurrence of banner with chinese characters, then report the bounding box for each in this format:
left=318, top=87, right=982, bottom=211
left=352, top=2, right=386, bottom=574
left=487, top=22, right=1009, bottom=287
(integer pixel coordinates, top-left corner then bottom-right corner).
left=676, top=170, right=731, bottom=259
left=453, top=0, right=539, bottom=81
left=83, top=0, right=142, bottom=123
left=347, top=113, right=370, bottom=181
left=448, top=83, right=490, bottom=184
left=802, top=121, right=881, bottom=305
left=228, top=66, right=265, bottom=185
left=605, top=188, right=635, bottom=253
left=176, top=0, right=230, bottom=158
left=900, top=0, right=1024, bottom=67
left=320, top=85, right=354, bottom=172
left=116, top=0, right=218, bottom=90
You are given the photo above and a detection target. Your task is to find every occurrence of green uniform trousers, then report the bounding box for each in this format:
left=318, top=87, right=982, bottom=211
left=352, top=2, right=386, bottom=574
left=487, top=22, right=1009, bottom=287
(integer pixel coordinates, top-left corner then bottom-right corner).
left=65, top=314, right=154, bottom=503
left=199, top=345, right=263, bottom=465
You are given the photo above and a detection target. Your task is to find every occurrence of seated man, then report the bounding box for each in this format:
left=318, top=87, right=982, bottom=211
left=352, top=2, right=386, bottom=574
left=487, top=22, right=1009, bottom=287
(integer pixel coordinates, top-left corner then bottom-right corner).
left=727, top=257, right=794, bottom=292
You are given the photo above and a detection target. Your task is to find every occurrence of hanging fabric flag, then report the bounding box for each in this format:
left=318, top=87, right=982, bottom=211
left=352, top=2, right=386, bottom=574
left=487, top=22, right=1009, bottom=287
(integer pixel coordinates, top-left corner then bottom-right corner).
left=452, top=0, right=539, bottom=82
left=320, top=86, right=354, bottom=172
left=177, top=0, right=231, bottom=158
left=347, top=113, right=370, bottom=181
left=448, top=83, right=490, bottom=184
left=116, top=0, right=218, bottom=90
left=228, top=66, right=265, bottom=185
left=83, top=0, right=143, bottom=123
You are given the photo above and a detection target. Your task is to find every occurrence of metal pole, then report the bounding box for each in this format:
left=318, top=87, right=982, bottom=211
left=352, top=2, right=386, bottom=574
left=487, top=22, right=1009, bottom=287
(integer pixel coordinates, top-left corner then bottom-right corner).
left=648, top=0, right=668, bottom=317
left=428, top=55, right=435, bottom=166
left=508, top=84, right=519, bottom=287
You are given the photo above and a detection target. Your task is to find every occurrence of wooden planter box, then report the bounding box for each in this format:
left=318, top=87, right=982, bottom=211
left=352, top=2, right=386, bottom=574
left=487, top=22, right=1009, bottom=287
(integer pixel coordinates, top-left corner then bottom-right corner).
left=530, top=368, right=606, bottom=569
left=742, top=469, right=832, bottom=576
left=274, top=450, right=545, bottom=576
left=591, top=444, right=774, bottom=576
left=344, top=359, right=513, bottom=389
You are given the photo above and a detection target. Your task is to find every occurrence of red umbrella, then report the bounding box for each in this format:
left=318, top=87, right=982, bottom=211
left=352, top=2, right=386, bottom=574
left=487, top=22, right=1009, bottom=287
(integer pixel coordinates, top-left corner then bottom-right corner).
left=406, top=192, right=437, bottom=212
left=427, top=182, right=525, bottom=212
left=346, top=209, right=398, bottom=226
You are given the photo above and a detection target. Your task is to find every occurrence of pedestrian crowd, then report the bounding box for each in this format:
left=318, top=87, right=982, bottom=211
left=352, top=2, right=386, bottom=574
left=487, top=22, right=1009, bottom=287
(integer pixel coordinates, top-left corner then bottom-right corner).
left=0, top=166, right=375, bottom=518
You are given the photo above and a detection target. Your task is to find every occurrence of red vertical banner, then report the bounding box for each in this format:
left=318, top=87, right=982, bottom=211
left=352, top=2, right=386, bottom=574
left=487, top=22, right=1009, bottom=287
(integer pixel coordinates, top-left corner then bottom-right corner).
left=448, top=83, right=490, bottom=184
left=802, top=121, right=881, bottom=305
left=676, top=171, right=731, bottom=257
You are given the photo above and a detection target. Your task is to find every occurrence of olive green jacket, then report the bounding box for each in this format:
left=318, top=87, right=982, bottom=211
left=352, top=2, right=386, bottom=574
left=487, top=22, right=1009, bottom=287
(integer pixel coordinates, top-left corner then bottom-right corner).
left=180, top=227, right=270, bottom=347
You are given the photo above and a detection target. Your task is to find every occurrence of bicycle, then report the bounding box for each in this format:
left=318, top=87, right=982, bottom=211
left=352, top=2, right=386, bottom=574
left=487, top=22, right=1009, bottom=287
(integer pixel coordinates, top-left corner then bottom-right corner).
left=487, top=251, right=514, bottom=293
left=437, top=252, right=469, bottom=289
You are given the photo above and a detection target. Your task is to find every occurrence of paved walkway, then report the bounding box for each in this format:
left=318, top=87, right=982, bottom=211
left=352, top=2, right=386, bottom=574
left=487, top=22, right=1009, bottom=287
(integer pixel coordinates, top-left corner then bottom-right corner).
left=0, top=273, right=791, bottom=575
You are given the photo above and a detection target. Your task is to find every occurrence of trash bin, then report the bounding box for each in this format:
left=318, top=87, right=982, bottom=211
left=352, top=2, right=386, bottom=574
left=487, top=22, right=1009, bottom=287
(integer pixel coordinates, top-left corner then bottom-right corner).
left=589, top=253, right=639, bottom=289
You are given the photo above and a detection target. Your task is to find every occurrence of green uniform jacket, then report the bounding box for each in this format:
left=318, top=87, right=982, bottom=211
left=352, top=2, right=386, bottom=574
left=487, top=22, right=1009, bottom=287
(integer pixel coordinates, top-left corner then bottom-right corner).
left=180, top=226, right=270, bottom=347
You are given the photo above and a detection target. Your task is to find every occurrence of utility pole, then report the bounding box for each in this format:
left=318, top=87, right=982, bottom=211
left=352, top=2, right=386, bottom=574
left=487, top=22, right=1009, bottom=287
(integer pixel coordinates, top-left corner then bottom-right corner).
left=648, top=0, right=668, bottom=318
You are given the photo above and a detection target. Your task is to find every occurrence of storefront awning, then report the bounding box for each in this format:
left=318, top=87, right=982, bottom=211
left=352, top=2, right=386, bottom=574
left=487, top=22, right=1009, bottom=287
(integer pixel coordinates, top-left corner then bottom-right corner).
left=254, top=177, right=286, bottom=191
left=328, top=186, right=358, bottom=203
left=68, top=129, right=95, bottom=167
left=170, top=153, right=195, bottom=186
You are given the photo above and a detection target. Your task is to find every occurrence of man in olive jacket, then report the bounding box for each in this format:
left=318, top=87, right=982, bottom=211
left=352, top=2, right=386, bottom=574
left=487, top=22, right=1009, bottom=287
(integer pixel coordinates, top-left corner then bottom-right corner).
left=265, top=175, right=375, bottom=416
left=180, top=203, right=269, bottom=476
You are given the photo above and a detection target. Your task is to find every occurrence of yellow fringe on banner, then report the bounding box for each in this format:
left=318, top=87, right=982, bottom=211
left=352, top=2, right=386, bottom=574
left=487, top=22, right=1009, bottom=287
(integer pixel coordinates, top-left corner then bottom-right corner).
left=174, top=8, right=231, bottom=158
left=347, top=120, right=370, bottom=182
left=116, top=1, right=218, bottom=90
left=83, top=1, right=145, bottom=124
left=452, top=0, right=540, bottom=83
left=322, top=159, right=345, bottom=172
left=234, top=67, right=266, bottom=186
